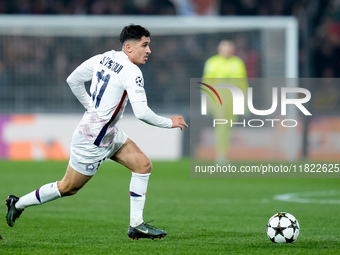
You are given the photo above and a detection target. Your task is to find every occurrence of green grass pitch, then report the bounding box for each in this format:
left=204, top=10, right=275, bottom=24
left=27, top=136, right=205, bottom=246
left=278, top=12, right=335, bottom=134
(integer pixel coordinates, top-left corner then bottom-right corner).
left=0, top=159, right=339, bottom=254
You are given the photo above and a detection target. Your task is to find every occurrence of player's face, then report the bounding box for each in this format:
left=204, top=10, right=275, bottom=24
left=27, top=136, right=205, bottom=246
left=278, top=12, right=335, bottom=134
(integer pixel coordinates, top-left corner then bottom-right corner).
left=218, top=41, right=235, bottom=58
left=128, top=36, right=151, bottom=65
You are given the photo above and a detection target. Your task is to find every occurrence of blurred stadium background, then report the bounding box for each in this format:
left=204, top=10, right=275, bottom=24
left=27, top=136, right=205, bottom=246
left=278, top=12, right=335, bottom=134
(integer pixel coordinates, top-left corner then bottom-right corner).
left=1, top=3, right=339, bottom=254
left=0, top=0, right=339, bottom=161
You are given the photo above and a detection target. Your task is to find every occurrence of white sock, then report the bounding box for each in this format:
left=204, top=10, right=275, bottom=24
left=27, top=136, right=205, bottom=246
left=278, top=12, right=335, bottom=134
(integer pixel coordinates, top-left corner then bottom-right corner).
left=129, top=172, right=150, bottom=227
left=15, top=181, right=61, bottom=210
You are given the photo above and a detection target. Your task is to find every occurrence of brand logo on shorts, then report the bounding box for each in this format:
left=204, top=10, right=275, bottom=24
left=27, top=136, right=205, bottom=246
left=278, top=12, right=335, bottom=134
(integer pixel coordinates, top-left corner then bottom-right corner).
left=86, top=164, right=95, bottom=172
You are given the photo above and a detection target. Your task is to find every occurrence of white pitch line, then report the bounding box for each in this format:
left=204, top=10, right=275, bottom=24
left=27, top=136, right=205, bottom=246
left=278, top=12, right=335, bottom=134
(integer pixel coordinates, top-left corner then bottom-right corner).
left=274, top=190, right=340, bottom=204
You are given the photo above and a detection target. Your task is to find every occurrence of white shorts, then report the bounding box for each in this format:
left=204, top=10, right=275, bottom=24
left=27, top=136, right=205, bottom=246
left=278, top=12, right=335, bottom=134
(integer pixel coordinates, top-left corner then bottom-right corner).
left=69, top=128, right=128, bottom=176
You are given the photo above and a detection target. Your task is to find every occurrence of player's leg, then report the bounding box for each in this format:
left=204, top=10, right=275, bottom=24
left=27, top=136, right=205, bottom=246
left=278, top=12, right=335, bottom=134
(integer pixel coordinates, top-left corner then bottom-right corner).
left=213, top=106, right=234, bottom=163
left=214, top=123, right=230, bottom=162
left=110, top=138, right=166, bottom=240
left=111, top=138, right=152, bottom=174
left=6, top=164, right=93, bottom=227
left=111, top=138, right=151, bottom=227
left=57, top=164, right=93, bottom=196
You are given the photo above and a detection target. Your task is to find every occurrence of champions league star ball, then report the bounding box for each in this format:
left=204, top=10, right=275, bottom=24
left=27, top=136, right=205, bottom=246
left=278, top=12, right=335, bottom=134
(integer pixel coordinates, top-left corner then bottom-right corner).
left=266, top=212, right=300, bottom=243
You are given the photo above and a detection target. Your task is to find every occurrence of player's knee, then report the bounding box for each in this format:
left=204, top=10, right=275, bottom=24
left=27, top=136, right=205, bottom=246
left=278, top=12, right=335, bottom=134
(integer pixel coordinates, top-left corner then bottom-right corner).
left=57, top=180, right=80, bottom=196
left=59, top=187, right=79, bottom=196
left=136, top=158, right=152, bottom=174
left=63, top=188, right=80, bottom=196
left=144, top=159, right=152, bottom=173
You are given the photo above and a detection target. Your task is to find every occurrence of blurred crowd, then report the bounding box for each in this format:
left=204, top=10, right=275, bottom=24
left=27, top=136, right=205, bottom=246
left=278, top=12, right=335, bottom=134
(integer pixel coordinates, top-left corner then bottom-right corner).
left=0, top=0, right=339, bottom=113
left=0, top=0, right=339, bottom=78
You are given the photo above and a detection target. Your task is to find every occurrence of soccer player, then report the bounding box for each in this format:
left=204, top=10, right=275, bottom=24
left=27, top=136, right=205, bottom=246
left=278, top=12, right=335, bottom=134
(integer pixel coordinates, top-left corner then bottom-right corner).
left=202, top=40, right=247, bottom=163
left=5, top=24, right=188, bottom=240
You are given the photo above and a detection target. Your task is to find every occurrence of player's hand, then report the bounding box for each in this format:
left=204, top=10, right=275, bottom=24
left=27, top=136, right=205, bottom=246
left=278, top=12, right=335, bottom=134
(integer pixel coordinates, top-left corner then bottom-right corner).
left=170, top=116, right=188, bottom=131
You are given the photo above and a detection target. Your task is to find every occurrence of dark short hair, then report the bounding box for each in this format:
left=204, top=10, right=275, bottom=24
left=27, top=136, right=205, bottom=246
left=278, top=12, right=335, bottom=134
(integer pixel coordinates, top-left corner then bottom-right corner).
left=119, top=24, right=150, bottom=45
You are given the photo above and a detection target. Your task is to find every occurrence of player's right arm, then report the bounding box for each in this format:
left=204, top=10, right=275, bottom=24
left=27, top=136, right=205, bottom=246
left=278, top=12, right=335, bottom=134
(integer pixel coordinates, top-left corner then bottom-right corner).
left=124, top=66, right=188, bottom=131
left=66, top=55, right=101, bottom=109
left=131, top=102, right=188, bottom=130
left=131, top=101, right=172, bottom=128
left=169, top=116, right=188, bottom=131
left=202, top=56, right=216, bottom=78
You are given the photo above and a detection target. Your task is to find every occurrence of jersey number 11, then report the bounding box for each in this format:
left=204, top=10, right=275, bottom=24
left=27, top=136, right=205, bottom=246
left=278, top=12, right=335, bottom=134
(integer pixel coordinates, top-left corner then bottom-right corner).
left=92, top=70, right=111, bottom=108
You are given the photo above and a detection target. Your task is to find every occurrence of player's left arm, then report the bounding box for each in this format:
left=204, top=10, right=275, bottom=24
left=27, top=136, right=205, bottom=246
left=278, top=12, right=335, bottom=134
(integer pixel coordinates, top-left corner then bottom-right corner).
left=66, top=55, right=101, bottom=109
left=236, top=58, right=248, bottom=92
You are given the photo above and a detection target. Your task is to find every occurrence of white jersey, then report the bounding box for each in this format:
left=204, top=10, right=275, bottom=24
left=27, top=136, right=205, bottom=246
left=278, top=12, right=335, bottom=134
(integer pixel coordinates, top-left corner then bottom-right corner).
left=67, top=50, right=172, bottom=147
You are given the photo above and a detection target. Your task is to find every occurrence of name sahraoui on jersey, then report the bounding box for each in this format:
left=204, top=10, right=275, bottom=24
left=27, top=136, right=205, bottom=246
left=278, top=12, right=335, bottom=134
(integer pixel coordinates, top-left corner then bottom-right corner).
left=100, top=56, right=123, bottom=74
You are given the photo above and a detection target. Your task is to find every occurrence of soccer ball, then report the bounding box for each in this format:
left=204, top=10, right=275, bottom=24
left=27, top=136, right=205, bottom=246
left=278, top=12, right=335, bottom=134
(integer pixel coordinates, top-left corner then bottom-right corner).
left=266, top=212, right=300, bottom=243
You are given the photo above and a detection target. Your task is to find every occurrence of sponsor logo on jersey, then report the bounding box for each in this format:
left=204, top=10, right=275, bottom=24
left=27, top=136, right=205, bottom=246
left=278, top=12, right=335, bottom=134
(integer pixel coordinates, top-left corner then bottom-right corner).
left=135, top=89, right=145, bottom=94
